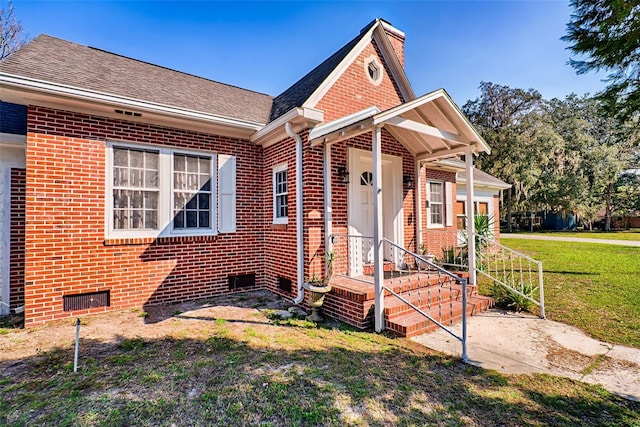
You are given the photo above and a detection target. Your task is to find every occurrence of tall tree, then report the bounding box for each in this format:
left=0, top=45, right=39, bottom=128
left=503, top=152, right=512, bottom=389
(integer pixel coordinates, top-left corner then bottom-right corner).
left=463, top=82, right=543, bottom=231
left=0, top=0, right=27, bottom=60
left=563, top=0, right=640, bottom=122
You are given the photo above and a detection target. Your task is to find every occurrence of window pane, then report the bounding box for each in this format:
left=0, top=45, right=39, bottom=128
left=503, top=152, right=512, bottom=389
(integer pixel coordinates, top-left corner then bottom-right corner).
left=174, top=211, right=184, bottom=229
left=131, top=191, right=143, bottom=209
left=186, top=211, right=198, bottom=227
left=186, top=195, right=197, bottom=210
left=199, top=211, right=210, bottom=228
left=174, top=155, right=185, bottom=171
left=174, top=172, right=185, bottom=190
left=174, top=192, right=186, bottom=209
left=130, top=150, right=144, bottom=168
left=198, top=194, right=210, bottom=210
left=199, top=157, right=210, bottom=173
left=145, top=210, right=157, bottom=229
left=145, top=151, right=158, bottom=170
left=113, top=148, right=128, bottom=167
left=479, top=202, right=489, bottom=215
left=114, top=167, right=128, bottom=186
left=200, top=175, right=211, bottom=191
left=144, top=192, right=158, bottom=210
left=145, top=170, right=158, bottom=188
left=132, top=210, right=143, bottom=228
left=186, top=156, right=198, bottom=173
left=114, top=210, right=126, bottom=229
left=130, top=169, right=144, bottom=188
left=187, top=173, right=199, bottom=191
left=456, top=201, right=465, bottom=215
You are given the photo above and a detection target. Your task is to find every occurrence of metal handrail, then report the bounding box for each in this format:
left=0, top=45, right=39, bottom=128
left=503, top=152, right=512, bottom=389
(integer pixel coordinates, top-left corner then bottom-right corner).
left=383, top=238, right=464, bottom=283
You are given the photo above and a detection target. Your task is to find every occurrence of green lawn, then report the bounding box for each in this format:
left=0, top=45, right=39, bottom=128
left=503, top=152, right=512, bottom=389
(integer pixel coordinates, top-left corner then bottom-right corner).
left=1, top=312, right=639, bottom=426
left=501, top=239, right=640, bottom=348
left=508, top=230, right=640, bottom=241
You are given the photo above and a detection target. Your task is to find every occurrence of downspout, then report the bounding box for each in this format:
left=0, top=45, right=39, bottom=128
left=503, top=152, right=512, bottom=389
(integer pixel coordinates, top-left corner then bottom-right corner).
left=285, top=122, right=305, bottom=304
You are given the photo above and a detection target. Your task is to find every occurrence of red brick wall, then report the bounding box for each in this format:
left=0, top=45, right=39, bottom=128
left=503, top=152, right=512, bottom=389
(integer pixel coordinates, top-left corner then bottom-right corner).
left=315, top=40, right=405, bottom=122
left=24, top=106, right=264, bottom=326
left=10, top=168, right=25, bottom=310
left=263, top=136, right=298, bottom=298
left=383, top=28, right=405, bottom=68
left=420, top=167, right=458, bottom=258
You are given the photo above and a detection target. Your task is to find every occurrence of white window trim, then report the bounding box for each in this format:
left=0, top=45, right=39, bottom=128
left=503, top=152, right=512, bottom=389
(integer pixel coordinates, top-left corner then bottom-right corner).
left=426, top=180, right=445, bottom=229
left=105, top=141, right=218, bottom=239
left=456, top=196, right=494, bottom=228
left=272, top=163, right=288, bottom=224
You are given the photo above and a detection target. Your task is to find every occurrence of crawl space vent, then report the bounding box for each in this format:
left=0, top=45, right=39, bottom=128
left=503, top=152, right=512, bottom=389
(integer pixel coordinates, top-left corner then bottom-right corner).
left=278, top=277, right=292, bottom=293
left=228, top=273, right=256, bottom=291
left=63, top=290, right=110, bottom=311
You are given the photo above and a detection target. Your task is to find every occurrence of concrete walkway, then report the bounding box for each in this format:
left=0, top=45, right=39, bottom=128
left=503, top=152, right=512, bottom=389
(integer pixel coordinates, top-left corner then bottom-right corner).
left=500, top=233, right=640, bottom=247
left=413, top=309, right=640, bottom=402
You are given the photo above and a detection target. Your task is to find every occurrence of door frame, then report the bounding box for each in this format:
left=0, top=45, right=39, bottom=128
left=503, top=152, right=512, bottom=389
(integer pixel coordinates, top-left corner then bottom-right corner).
left=347, top=147, right=403, bottom=275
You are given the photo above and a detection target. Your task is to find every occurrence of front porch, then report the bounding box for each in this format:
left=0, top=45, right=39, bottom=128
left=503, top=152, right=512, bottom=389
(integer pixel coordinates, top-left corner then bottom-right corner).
left=306, top=90, right=492, bottom=342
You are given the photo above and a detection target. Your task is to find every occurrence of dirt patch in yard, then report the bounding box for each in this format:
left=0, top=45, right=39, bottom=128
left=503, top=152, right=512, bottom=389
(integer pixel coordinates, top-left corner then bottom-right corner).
left=0, top=290, right=310, bottom=369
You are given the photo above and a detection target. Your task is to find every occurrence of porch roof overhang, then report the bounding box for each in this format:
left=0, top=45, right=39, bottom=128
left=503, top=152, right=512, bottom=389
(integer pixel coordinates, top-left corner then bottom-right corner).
left=309, top=89, right=490, bottom=161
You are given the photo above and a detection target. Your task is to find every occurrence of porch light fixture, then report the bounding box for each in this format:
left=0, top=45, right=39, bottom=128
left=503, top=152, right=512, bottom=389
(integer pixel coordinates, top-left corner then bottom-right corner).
left=336, top=165, right=350, bottom=184
left=403, top=174, right=414, bottom=188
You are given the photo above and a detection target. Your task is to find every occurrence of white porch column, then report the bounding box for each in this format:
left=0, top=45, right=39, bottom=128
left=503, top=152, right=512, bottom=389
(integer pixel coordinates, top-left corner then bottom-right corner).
left=465, top=149, right=476, bottom=287
left=414, top=159, right=422, bottom=252
left=323, top=142, right=333, bottom=268
left=373, top=126, right=385, bottom=332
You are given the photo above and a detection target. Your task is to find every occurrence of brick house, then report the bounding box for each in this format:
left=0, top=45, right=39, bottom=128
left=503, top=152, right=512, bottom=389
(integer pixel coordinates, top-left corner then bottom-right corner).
left=0, top=19, right=506, bottom=332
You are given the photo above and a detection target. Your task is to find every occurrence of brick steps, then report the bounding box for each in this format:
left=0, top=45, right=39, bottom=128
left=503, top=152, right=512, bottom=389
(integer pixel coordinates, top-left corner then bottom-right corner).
left=326, top=270, right=494, bottom=337
left=385, top=294, right=493, bottom=337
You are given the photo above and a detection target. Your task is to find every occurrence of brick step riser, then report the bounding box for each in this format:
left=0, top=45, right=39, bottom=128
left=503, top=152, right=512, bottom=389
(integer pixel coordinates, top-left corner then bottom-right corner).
left=383, top=287, right=480, bottom=319
left=385, top=298, right=494, bottom=337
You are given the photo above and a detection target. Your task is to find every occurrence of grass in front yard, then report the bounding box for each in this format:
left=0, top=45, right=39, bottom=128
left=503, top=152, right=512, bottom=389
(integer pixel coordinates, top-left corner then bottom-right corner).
left=1, top=312, right=639, bottom=426
left=500, top=239, right=640, bottom=348
left=509, top=229, right=640, bottom=241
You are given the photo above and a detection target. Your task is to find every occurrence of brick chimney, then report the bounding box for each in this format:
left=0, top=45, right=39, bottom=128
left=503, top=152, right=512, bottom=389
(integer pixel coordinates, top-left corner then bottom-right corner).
left=380, top=19, right=406, bottom=68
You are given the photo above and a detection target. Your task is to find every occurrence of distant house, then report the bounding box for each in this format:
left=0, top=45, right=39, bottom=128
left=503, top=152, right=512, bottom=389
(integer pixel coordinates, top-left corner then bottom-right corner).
left=0, top=19, right=504, bottom=332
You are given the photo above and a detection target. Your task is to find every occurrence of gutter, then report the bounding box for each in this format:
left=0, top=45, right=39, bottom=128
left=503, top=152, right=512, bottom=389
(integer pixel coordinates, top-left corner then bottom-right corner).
left=284, top=122, right=305, bottom=304
left=0, top=73, right=264, bottom=131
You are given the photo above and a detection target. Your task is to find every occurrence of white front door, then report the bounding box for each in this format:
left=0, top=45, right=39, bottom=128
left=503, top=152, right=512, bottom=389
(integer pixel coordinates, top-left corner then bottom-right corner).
left=348, top=148, right=403, bottom=276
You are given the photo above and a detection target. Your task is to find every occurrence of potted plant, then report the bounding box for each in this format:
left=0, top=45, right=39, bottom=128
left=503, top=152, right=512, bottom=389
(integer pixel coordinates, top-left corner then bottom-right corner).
left=302, top=251, right=333, bottom=322
left=417, top=243, right=435, bottom=270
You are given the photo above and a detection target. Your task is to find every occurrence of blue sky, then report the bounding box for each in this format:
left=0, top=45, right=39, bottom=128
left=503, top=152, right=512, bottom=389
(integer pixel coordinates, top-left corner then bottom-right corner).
left=11, top=1, right=607, bottom=106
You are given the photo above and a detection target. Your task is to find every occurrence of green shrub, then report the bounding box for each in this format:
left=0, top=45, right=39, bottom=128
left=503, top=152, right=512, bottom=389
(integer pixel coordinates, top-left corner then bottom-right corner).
left=490, top=277, right=538, bottom=313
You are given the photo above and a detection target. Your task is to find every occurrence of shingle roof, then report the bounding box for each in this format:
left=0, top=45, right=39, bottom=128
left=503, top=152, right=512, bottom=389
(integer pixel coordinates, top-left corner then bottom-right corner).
left=268, top=20, right=376, bottom=122
left=457, top=167, right=511, bottom=188
left=0, top=34, right=274, bottom=124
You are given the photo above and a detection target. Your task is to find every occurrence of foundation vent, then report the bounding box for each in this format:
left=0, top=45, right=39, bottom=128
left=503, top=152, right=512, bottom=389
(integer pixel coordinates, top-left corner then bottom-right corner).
left=228, top=273, right=256, bottom=291
left=278, top=277, right=292, bottom=293
left=63, top=290, right=110, bottom=311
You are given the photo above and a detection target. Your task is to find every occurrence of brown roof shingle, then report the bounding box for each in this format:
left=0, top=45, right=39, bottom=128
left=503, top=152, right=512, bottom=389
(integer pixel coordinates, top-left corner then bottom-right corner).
left=0, top=35, right=274, bottom=124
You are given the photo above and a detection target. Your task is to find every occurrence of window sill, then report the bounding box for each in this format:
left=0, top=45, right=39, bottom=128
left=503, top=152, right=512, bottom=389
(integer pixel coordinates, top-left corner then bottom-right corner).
left=104, top=234, right=218, bottom=246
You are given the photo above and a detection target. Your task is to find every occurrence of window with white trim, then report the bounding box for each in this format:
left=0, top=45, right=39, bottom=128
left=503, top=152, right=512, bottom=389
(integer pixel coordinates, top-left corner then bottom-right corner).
left=173, top=154, right=212, bottom=229
left=456, top=199, right=491, bottom=229
left=273, top=164, right=288, bottom=224
left=427, top=181, right=444, bottom=227
left=106, top=142, right=236, bottom=238
left=112, top=146, right=160, bottom=230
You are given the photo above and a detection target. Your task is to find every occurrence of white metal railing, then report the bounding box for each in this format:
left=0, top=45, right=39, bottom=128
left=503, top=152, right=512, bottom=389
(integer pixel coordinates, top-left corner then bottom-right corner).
left=329, top=233, right=468, bottom=360
left=475, top=235, right=545, bottom=318
left=382, top=239, right=468, bottom=361
left=421, top=229, right=545, bottom=318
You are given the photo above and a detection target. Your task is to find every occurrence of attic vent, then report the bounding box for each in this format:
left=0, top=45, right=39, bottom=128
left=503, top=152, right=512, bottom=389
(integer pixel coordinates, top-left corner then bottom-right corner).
left=228, top=273, right=256, bottom=291
left=63, top=290, right=110, bottom=311
left=364, top=56, right=382, bottom=86
left=114, top=109, right=142, bottom=118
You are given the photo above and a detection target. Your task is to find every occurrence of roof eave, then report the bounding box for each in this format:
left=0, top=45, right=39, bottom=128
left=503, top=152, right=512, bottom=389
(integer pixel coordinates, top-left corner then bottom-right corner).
left=0, top=73, right=264, bottom=137
left=251, top=106, right=324, bottom=147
